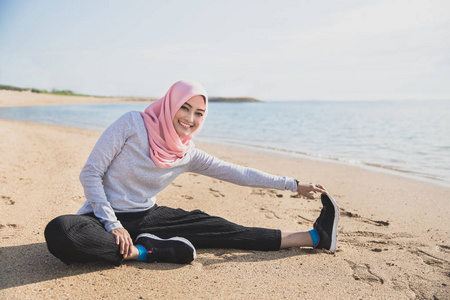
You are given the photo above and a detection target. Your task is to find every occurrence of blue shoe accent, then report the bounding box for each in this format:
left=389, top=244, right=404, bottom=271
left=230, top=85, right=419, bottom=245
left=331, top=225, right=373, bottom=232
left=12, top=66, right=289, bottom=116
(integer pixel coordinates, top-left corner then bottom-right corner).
left=309, top=229, right=320, bottom=248
left=136, top=244, right=147, bottom=262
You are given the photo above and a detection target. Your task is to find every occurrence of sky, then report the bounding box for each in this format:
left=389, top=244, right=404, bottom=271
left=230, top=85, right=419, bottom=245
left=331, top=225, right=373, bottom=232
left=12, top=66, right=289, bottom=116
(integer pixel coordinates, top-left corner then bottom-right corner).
left=0, top=0, right=449, bottom=101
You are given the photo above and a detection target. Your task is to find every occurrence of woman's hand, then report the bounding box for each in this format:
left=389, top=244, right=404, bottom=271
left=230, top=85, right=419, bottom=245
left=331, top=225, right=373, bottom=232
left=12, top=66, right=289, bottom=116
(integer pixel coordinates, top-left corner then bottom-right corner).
left=297, top=182, right=328, bottom=199
left=110, top=227, right=134, bottom=259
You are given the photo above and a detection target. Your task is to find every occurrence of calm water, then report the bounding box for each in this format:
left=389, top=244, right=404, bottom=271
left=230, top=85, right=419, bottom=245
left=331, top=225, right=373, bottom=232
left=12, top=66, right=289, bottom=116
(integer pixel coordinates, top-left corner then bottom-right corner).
left=1, top=100, right=449, bottom=186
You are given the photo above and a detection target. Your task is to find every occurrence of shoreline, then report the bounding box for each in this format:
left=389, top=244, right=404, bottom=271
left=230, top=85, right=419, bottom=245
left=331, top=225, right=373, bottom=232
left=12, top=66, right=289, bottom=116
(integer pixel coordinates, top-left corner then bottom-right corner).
left=0, top=118, right=449, bottom=299
left=1, top=89, right=447, bottom=188
left=0, top=115, right=447, bottom=189
left=197, top=137, right=450, bottom=189
left=2, top=111, right=445, bottom=188
left=1, top=115, right=446, bottom=189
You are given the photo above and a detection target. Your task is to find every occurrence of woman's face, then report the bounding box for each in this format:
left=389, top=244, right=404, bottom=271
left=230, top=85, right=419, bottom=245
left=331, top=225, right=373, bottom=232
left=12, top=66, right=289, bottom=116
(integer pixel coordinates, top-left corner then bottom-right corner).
left=172, top=95, right=206, bottom=138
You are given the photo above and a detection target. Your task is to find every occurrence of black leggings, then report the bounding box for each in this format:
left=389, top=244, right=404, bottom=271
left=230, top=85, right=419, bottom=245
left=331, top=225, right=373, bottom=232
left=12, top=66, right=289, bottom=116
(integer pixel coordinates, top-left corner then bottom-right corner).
left=44, top=205, right=281, bottom=265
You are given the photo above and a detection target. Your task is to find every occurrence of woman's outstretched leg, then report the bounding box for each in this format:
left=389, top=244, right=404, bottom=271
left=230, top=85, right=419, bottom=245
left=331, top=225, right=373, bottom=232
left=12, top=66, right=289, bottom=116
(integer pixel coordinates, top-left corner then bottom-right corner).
left=129, top=202, right=337, bottom=252
left=280, top=231, right=314, bottom=248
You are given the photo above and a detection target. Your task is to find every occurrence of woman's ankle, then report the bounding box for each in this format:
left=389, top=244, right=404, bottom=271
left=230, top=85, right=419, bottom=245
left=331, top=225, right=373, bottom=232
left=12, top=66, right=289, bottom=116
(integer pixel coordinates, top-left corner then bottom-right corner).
left=123, top=245, right=140, bottom=260
left=280, top=231, right=314, bottom=248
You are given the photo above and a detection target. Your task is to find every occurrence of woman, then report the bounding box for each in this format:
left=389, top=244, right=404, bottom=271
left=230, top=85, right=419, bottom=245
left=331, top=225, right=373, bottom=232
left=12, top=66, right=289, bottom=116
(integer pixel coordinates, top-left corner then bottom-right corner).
left=45, top=80, right=339, bottom=266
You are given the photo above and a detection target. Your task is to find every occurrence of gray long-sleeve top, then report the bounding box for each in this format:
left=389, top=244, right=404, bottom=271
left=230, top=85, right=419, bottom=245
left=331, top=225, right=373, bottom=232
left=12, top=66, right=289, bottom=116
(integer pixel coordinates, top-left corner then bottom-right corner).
left=78, top=111, right=298, bottom=232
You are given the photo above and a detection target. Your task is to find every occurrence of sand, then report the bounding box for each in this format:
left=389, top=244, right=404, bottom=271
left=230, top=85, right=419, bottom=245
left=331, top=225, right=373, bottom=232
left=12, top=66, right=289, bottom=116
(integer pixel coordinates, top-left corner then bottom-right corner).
left=0, top=90, right=152, bottom=107
left=0, top=91, right=449, bottom=299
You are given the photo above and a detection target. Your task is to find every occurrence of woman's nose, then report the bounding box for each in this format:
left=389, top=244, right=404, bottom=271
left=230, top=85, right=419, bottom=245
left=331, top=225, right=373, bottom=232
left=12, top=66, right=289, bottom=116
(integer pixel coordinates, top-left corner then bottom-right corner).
left=186, top=112, right=194, bottom=122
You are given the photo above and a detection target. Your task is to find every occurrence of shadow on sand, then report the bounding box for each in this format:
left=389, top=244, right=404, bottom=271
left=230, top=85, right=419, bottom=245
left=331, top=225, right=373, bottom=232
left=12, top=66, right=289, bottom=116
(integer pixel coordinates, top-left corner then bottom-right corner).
left=0, top=243, right=316, bottom=290
left=1, top=242, right=112, bottom=290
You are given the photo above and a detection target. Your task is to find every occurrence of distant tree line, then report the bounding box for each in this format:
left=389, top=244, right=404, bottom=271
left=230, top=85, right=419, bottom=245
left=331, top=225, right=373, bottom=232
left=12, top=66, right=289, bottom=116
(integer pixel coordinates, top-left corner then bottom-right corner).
left=209, top=97, right=261, bottom=102
left=1, top=84, right=261, bottom=102
left=0, top=84, right=88, bottom=97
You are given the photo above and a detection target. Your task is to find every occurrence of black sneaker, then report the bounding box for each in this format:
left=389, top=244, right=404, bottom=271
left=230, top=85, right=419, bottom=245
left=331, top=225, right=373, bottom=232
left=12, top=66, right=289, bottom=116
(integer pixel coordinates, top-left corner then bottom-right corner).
left=135, top=233, right=196, bottom=264
left=313, top=194, right=339, bottom=252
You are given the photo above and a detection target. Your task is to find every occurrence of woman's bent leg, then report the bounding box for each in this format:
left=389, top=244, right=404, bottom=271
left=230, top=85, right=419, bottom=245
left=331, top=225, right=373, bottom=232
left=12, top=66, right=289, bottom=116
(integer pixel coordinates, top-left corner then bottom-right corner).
left=44, top=215, right=122, bottom=265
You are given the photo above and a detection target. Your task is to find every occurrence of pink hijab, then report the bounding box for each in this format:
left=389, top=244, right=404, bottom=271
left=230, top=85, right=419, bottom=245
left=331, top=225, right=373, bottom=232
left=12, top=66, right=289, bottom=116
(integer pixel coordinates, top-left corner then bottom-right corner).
left=140, top=80, right=208, bottom=168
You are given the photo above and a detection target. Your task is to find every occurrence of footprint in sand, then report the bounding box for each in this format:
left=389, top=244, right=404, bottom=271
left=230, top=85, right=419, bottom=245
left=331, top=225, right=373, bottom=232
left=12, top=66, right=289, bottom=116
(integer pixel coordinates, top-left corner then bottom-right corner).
left=438, top=245, right=450, bottom=254
left=1, top=196, right=15, bottom=205
left=295, top=214, right=313, bottom=224
left=413, top=248, right=450, bottom=271
left=340, top=208, right=389, bottom=227
left=209, top=188, right=225, bottom=197
left=290, top=194, right=318, bottom=199
left=340, top=230, right=421, bottom=249
left=259, top=207, right=281, bottom=220
left=251, top=188, right=283, bottom=198
left=345, top=259, right=384, bottom=285
left=0, top=223, right=20, bottom=240
left=404, top=274, right=449, bottom=300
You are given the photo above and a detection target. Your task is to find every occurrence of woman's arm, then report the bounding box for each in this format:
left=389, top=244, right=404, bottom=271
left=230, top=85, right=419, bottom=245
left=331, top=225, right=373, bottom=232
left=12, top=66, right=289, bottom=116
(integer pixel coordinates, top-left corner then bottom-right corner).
left=79, top=113, right=132, bottom=231
left=189, top=148, right=294, bottom=190
left=189, top=149, right=327, bottom=197
left=79, top=113, right=136, bottom=258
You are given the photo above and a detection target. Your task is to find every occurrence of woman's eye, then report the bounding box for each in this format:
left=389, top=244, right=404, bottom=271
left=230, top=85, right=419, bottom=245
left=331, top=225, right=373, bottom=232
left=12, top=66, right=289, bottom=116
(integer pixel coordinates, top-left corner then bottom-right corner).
left=196, top=112, right=203, bottom=117
left=181, top=106, right=189, bottom=111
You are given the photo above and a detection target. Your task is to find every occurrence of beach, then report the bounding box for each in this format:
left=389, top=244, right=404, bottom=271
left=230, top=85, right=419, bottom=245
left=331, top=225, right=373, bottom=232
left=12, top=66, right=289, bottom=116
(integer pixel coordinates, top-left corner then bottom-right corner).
left=0, top=92, right=449, bottom=299
left=0, top=90, right=152, bottom=107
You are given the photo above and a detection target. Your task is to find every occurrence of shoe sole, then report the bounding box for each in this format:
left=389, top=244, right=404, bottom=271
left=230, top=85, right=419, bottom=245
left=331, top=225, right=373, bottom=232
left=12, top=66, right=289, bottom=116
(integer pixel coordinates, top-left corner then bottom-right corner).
left=135, top=233, right=197, bottom=260
left=322, top=194, right=339, bottom=252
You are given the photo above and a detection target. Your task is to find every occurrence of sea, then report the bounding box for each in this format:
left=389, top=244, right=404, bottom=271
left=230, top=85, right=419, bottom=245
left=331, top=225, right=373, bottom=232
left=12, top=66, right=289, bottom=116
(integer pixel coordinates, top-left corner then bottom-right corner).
left=1, top=100, right=449, bottom=187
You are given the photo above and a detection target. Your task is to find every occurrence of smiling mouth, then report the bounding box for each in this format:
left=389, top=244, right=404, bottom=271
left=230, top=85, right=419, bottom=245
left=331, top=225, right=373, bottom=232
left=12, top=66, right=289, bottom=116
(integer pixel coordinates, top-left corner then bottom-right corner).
left=178, top=121, right=193, bottom=129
